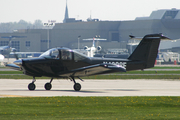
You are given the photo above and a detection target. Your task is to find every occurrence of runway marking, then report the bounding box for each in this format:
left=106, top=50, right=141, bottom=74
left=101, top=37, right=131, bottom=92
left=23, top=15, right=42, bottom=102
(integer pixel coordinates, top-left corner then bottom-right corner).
left=0, top=95, right=25, bottom=97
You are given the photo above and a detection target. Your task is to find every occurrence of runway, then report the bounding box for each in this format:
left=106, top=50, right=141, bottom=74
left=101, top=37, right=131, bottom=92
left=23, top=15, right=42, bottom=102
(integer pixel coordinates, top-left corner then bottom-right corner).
left=0, top=79, right=180, bottom=97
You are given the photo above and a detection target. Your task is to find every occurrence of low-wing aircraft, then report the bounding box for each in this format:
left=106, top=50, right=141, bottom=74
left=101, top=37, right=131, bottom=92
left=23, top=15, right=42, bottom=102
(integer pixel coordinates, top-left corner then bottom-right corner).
left=6, top=33, right=169, bottom=91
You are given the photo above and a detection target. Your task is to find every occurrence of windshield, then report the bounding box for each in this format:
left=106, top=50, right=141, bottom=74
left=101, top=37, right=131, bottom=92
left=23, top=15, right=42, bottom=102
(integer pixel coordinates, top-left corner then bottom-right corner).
left=39, top=48, right=59, bottom=59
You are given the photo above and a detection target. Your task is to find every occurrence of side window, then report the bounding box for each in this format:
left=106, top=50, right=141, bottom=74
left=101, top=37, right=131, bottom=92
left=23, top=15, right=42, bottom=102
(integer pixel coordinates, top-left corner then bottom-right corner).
left=74, top=52, right=87, bottom=61
left=61, top=50, right=72, bottom=60
left=50, top=49, right=59, bottom=59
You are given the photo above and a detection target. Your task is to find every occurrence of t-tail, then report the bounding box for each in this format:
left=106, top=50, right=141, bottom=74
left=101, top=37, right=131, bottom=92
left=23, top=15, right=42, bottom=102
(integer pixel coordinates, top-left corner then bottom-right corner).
left=92, top=38, right=95, bottom=47
left=126, top=33, right=170, bottom=71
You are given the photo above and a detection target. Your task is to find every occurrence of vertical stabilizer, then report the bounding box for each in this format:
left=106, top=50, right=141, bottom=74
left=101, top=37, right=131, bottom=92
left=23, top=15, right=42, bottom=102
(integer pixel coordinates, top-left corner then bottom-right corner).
left=127, top=34, right=168, bottom=70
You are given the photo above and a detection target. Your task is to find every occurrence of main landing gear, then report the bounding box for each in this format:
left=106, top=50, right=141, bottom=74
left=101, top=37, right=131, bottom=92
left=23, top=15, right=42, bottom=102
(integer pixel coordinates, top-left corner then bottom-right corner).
left=70, top=77, right=83, bottom=91
left=44, top=78, right=53, bottom=90
left=27, top=77, right=83, bottom=91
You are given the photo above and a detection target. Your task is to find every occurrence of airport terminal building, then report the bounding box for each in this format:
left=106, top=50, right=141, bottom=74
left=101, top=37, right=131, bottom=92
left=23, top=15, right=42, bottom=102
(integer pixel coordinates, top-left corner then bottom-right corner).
left=0, top=8, right=180, bottom=54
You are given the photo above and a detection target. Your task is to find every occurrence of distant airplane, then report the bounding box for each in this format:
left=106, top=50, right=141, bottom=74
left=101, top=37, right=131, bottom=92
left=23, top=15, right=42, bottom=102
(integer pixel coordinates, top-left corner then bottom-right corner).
left=0, top=54, right=4, bottom=62
left=0, top=36, right=26, bottom=58
left=83, top=37, right=106, bottom=57
left=129, top=35, right=143, bottom=40
left=6, top=34, right=170, bottom=91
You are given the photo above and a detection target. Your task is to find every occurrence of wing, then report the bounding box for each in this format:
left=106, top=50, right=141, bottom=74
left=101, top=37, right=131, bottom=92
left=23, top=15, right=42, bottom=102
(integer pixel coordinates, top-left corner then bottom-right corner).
left=59, top=63, right=126, bottom=77
left=6, top=63, right=22, bottom=71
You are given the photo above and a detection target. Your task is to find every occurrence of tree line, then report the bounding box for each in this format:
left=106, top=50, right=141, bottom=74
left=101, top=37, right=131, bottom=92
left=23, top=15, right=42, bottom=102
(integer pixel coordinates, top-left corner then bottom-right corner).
left=0, top=19, right=44, bottom=33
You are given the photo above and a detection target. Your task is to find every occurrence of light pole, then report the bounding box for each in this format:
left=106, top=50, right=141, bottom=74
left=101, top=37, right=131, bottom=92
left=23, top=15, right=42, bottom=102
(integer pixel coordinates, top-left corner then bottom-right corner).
left=47, top=28, right=49, bottom=49
left=44, top=21, right=55, bottom=50
left=78, top=35, right=81, bottom=50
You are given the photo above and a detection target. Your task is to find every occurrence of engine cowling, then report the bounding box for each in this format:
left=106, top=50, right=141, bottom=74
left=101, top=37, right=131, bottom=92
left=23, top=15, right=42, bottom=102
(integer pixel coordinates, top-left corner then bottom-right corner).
left=11, top=48, right=16, bottom=52
left=84, top=46, right=88, bottom=50
left=97, top=46, right=102, bottom=51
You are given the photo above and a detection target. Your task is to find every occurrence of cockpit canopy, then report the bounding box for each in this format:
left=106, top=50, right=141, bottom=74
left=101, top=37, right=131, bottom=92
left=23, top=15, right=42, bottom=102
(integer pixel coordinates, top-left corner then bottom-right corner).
left=39, top=48, right=88, bottom=61
left=39, top=48, right=59, bottom=59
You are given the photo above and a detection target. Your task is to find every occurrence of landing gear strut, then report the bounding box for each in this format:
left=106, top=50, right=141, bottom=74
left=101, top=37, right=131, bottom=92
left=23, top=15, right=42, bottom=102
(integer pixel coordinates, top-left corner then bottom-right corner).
left=44, top=78, right=53, bottom=90
left=28, top=77, right=36, bottom=90
left=71, top=77, right=81, bottom=91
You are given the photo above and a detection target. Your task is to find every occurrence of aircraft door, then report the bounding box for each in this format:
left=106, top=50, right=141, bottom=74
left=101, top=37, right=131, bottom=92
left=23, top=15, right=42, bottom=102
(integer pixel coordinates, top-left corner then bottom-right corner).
left=60, top=49, right=74, bottom=70
left=48, top=49, right=64, bottom=73
left=61, top=50, right=72, bottom=60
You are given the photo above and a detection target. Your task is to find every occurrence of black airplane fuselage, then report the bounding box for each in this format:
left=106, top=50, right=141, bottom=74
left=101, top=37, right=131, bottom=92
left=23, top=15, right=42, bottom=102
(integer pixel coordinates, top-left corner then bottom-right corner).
left=20, top=50, right=129, bottom=78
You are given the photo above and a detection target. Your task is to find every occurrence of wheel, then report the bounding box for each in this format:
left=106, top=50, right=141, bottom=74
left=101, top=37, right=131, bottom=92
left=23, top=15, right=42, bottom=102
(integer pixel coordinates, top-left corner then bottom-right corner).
left=44, top=83, right=52, bottom=90
left=28, top=83, right=36, bottom=90
left=73, top=83, right=81, bottom=91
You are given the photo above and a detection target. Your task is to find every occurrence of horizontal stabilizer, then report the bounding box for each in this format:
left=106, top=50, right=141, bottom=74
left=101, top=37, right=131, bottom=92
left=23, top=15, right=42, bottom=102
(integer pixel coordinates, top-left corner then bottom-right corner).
left=129, top=33, right=171, bottom=40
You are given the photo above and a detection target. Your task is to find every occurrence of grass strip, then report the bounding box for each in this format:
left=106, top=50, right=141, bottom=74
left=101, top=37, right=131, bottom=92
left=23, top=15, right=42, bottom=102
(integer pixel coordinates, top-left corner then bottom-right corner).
left=0, top=74, right=180, bottom=79
left=0, top=71, right=22, bottom=74
left=0, top=70, right=180, bottom=75
left=83, top=75, right=180, bottom=79
left=151, top=66, right=180, bottom=69
left=116, top=70, right=180, bottom=74
left=0, top=96, right=180, bottom=120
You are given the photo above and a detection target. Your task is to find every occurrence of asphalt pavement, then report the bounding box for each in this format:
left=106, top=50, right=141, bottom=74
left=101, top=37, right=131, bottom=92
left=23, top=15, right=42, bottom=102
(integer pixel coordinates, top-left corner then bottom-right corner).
left=0, top=79, right=179, bottom=97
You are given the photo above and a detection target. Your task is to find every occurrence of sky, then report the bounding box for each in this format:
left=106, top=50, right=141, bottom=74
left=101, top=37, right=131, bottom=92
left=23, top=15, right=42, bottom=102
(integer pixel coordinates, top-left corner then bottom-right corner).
left=0, top=0, right=180, bottom=23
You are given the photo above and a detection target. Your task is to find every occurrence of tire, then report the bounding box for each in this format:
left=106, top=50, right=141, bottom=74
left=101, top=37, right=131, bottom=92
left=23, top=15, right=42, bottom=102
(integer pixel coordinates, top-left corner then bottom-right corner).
left=28, top=83, right=36, bottom=90
left=44, top=83, right=52, bottom=90
left=73, top=83, right=81, bottom=91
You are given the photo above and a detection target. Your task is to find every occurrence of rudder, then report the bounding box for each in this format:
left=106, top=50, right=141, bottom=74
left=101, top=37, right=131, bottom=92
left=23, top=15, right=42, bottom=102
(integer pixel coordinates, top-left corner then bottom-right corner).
left=127, top=34, right=165, bottom=70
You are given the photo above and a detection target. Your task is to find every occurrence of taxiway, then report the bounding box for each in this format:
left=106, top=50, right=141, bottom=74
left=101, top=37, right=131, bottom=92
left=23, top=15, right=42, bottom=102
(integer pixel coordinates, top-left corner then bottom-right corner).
left=0, top=79, right=180, bottom=97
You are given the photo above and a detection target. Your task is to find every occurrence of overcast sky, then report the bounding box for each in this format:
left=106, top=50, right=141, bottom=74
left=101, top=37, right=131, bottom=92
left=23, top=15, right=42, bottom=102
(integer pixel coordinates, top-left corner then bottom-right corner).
left=0, top=0, right=179, bottom=23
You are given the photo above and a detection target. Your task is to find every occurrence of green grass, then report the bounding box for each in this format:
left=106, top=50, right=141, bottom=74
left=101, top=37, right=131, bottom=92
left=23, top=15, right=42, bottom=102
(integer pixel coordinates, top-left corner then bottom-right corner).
left=116, top=70, right=180, bottom=74
left=1, top=66, right=180, bottom=79
left=83, top=75, right=180, bottom=79
left=0, top=96, right=180, bottom=120
left=0, top=74, right=180, bottom=79
left=0, top=71, right=180, bottom=79
left=0, top=70, right=180, bottom=75
left=151, top=66, right=180, bottom=69
left=0, top=71, right=23, bottom=74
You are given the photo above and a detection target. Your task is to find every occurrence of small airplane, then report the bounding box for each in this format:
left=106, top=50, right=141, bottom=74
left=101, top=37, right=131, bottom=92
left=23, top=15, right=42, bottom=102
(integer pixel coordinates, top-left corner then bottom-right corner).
left=83, top=37, right=106, bottom=57
left=0, top=54, right=4, bottom=62
left=0, top=36, right=26, bottom=58
left=6, top=33, right=170, bottom=91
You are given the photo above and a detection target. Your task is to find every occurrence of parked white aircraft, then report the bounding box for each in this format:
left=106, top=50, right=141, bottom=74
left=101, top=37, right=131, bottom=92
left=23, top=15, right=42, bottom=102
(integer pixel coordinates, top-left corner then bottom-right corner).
left=83, top=37, right=106, bottom=57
